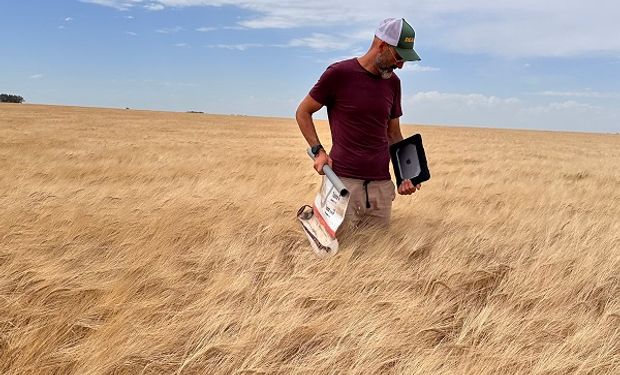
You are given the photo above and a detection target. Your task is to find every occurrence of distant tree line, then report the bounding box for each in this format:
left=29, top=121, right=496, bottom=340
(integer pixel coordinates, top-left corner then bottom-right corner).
left=0, top=94, right=24, bottom=103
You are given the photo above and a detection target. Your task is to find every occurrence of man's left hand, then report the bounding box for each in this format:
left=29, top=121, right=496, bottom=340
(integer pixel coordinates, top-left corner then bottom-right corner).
left=398, top=180, right=421, bottom=195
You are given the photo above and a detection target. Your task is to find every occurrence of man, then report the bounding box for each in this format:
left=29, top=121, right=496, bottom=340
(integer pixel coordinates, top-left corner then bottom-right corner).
left=296, top=18, right=422, bottom=231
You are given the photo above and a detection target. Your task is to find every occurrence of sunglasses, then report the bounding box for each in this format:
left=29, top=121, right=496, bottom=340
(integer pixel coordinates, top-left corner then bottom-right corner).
left=387, top=46, right=405, bottom=64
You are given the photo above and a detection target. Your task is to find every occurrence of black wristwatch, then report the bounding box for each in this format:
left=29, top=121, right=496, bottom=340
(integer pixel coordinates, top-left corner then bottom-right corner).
left=310, top=144, right=325, bottom=157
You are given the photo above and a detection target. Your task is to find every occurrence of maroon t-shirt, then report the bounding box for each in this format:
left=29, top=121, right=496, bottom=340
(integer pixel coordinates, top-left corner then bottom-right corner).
left=309, top=58, right=402, bottom=180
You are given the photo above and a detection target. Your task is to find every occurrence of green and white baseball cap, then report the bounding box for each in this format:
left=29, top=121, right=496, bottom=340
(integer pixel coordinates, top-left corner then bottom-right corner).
left=375, top=18, right=421, bottom=61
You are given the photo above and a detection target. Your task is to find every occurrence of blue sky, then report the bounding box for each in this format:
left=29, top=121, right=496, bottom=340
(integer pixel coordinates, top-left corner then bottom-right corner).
left=1, top=1, right=619, bottom=133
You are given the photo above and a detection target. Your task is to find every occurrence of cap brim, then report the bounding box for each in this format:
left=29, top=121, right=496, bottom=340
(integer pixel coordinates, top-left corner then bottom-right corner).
left=395, top=47, right=421, bottom=61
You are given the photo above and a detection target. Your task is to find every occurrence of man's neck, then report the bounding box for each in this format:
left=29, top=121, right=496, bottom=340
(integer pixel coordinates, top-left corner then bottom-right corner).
left=356, top=54, right=379, bottom=76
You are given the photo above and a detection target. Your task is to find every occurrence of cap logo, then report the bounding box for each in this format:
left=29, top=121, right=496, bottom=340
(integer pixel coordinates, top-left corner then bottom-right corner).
left=404, top=37, right=414, bottom=43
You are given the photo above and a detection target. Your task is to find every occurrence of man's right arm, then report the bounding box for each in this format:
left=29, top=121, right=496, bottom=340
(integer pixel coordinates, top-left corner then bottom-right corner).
left=295, top=95, right=332, bottom=175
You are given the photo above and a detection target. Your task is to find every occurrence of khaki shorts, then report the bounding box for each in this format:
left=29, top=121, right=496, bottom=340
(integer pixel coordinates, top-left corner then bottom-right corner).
left=338, top=177, right=396, bottom=233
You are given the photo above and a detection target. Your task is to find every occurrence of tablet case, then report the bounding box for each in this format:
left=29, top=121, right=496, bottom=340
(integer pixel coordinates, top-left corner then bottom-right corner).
left=390, top=133, right=430, bottom=187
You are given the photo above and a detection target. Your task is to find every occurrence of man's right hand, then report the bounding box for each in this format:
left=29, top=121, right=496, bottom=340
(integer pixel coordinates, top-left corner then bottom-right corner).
left=313, top=150, right=333, bottom=175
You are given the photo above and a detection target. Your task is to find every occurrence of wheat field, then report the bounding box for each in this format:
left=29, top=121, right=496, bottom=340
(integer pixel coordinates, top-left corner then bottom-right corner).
left=0, top=104, right=618, bottom=374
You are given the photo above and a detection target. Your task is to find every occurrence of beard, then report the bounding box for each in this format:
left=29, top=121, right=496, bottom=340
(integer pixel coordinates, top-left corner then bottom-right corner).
left=374, top=53, right=397, bottom=79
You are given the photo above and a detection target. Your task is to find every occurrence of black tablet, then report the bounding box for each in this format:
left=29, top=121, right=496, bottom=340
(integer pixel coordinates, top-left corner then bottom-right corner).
left=389, top=133, right=430, bottom=187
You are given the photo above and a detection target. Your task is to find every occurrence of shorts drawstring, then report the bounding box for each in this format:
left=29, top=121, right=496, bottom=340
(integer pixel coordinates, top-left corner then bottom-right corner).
left=363, top=180, right=371, bottom=209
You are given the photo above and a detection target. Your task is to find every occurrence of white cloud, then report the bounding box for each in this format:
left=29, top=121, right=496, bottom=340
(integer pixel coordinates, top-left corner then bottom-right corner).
left=80, top=0, right=142, bottom=11
left=125, top=31, right=138, bottom=36
left=207, top=32, right=360, bottom=52
left=145, top=3, right=165, bottom=11
left=174, top=43, right=190, bottom=47
left=405, top=91, right=617, bottom=132
left=29, top=74, right=43, bottom=79
left=525, top=100, right=600, bottom=114
left=534, top=90, right=620, bottom=99
left=284, top=33, right=351, bottom=52
left=222, top=26, right=246, bottom=30
left=411, top=91, right=521, bottom=108
left=82, top=0, right=620, bottom=58
left=156, top=26, right=183, bottom=33
left=401, top=63, right=440, bottom=73
left=65, top=17, right=74, bottom=22
left=207, top=43, right=263, bottom=51
left=196, top=26, right=216, bottom=32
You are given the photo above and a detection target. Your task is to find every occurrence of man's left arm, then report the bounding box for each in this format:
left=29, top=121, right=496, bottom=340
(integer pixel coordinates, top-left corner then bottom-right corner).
left=387, top=117, right=421, bottom=196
